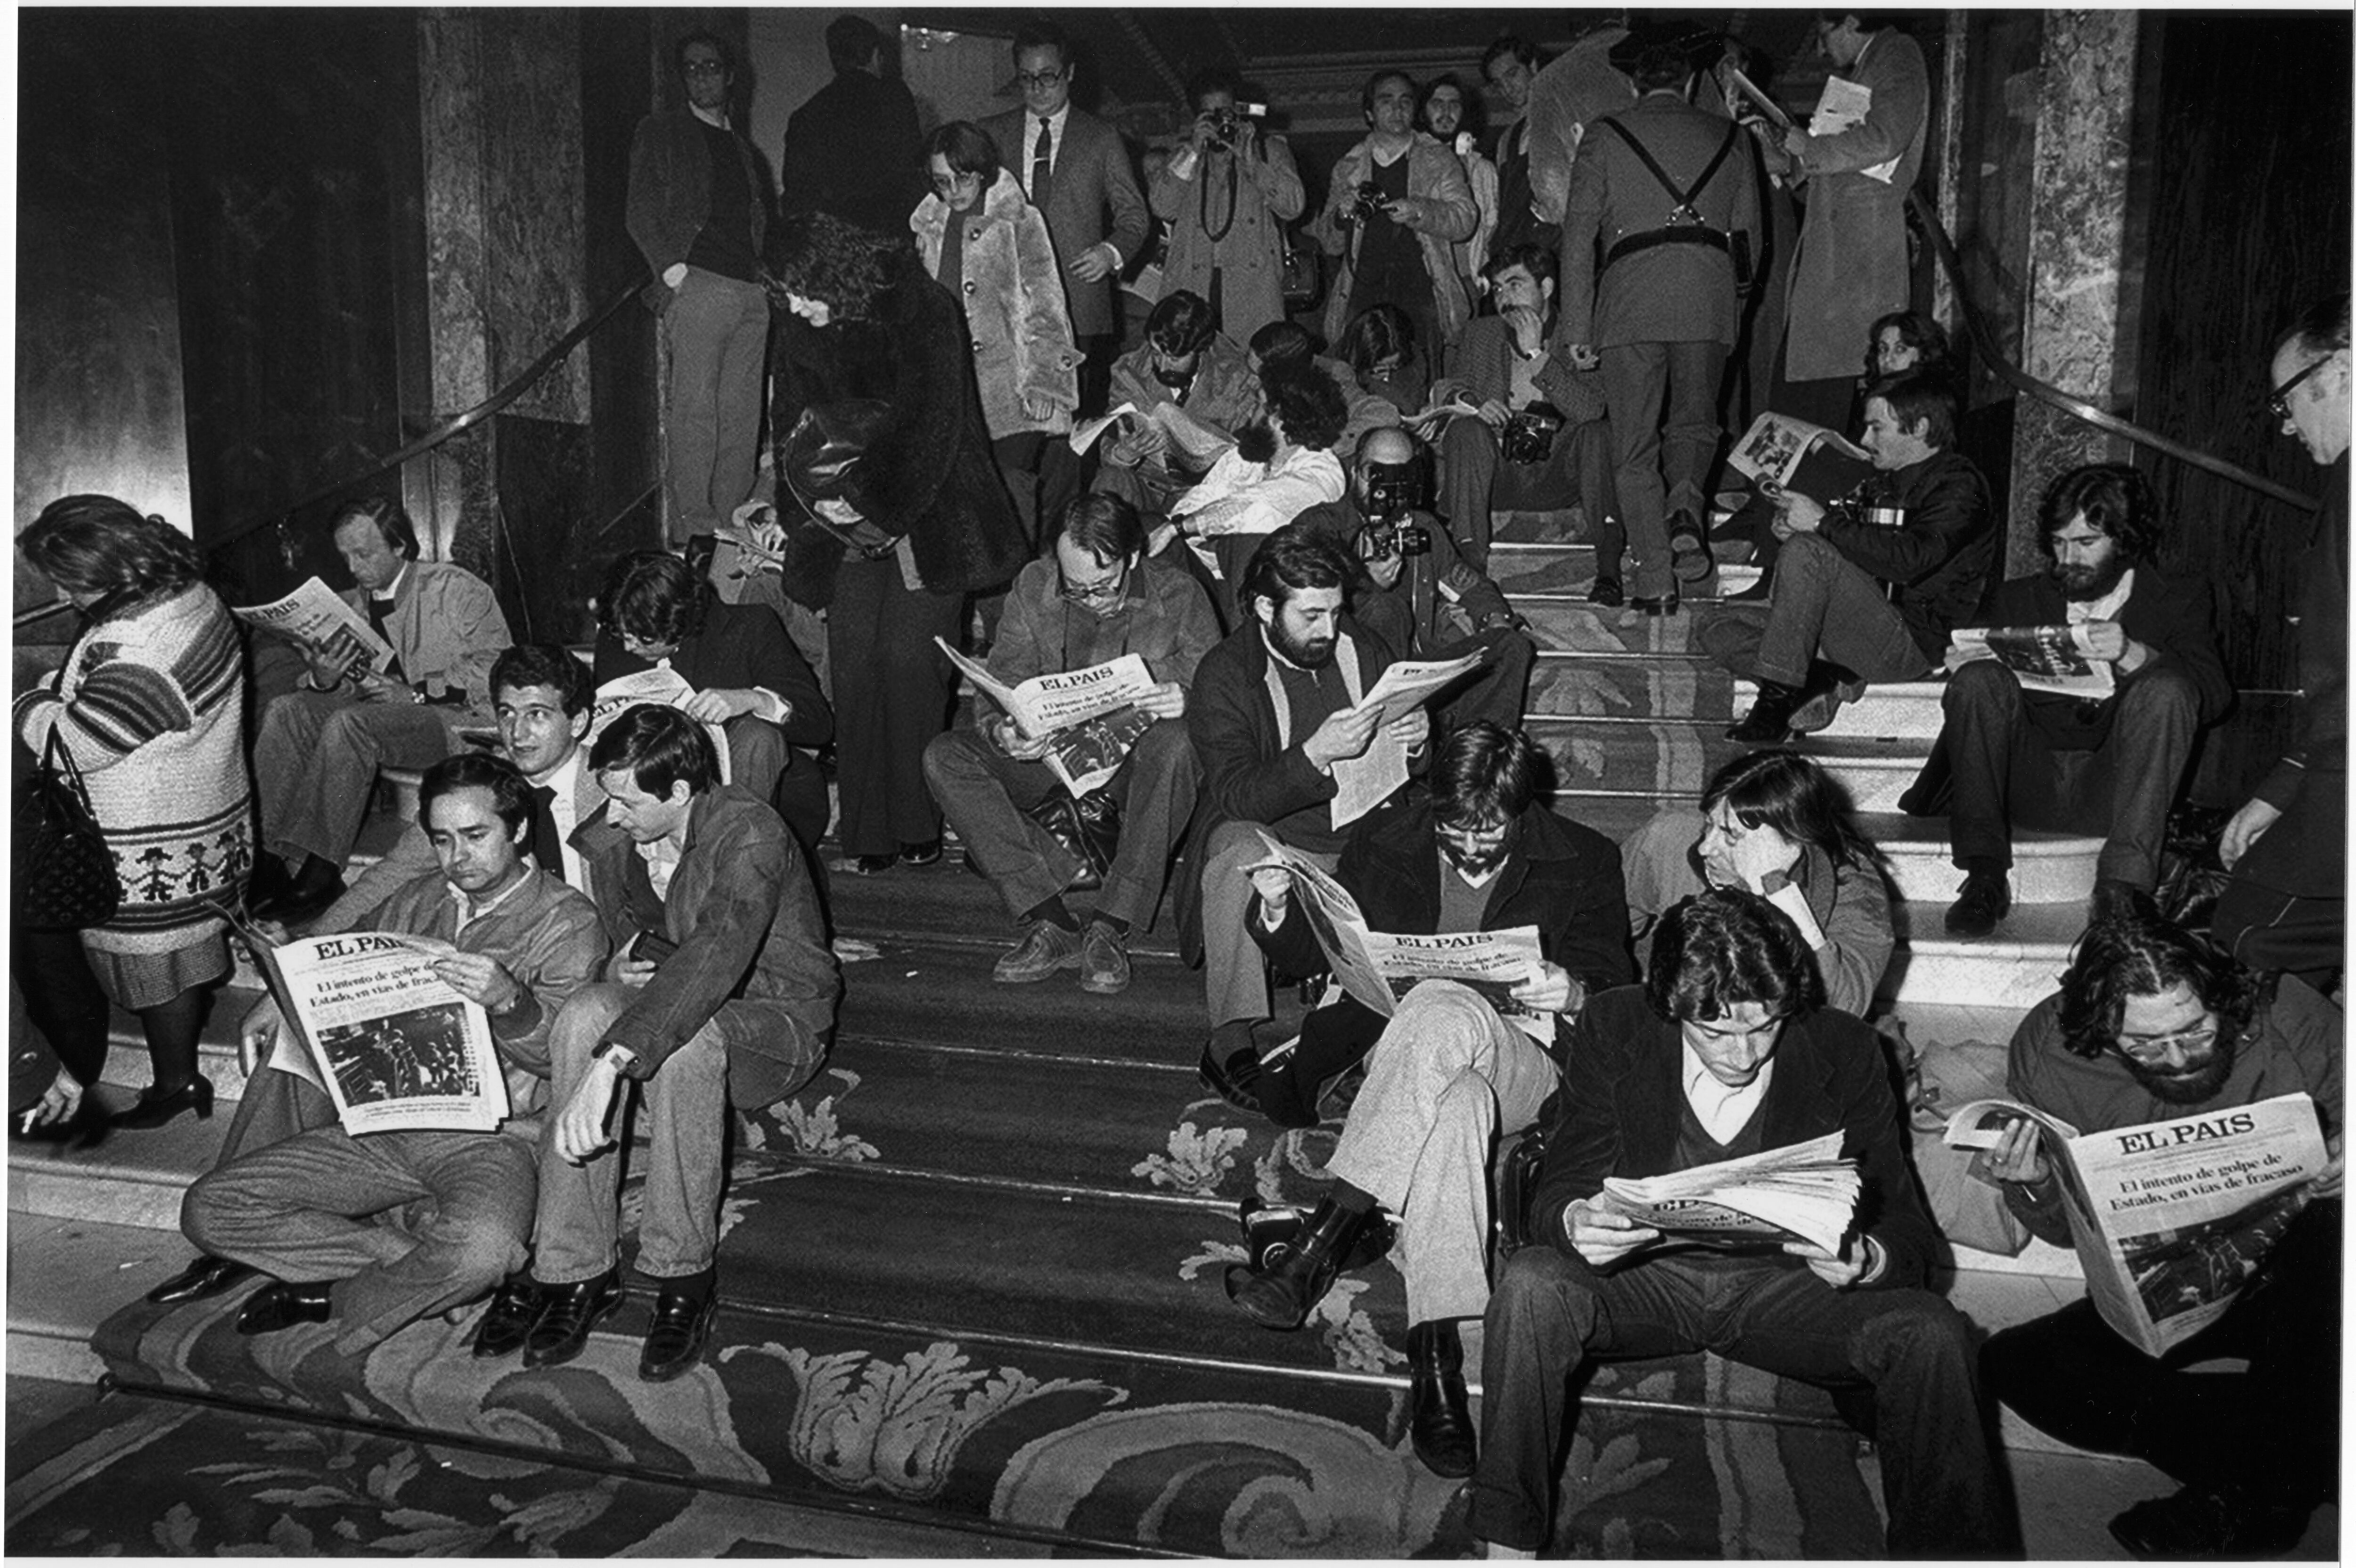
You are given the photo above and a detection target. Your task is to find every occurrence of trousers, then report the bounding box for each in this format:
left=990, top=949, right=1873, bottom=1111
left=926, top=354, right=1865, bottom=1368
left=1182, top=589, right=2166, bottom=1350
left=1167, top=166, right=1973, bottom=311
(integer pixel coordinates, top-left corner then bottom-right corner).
left=184, top=1123, right=536, bottom=1355
left=828, top=555, right=961, bottom=856
left=1942, top=660, right=2198, bottom=890
left=923, top=717, right=1197, bottom=931
left=1598, top=339, right=1729, bottom=599
left=255, top=688, right=464, bottom=866
left=1982, top=1200, right=2340, bottom=1509
left=1439, top=411, right=1615, bottom=567
left=663, top=267, right=770, bottom=543
left=1202, top=819, right=1338, bottom=1028
left=1468, top=1244, right=2015, bottom=1556
left=1700, top=532, right=1930, bottom=688
left=1324, top=981, right=1557, bottom=1325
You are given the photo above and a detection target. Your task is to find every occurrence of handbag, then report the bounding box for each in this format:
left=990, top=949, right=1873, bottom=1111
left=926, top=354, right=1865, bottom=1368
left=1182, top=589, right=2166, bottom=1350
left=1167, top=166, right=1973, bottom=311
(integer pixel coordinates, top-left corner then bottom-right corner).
left=16, top=725, right=121, bottom=930
left=780, top=399, right=904, bottom=561
left=1023, top=786, right=1122, bottom=893
left=1279, top=232, right=1322, bottom=311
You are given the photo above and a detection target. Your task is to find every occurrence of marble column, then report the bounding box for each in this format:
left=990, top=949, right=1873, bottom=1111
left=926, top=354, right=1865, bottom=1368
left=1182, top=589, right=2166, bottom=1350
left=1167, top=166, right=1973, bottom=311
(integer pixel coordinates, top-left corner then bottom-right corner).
left=2006, top=10, right=2139, bottom=575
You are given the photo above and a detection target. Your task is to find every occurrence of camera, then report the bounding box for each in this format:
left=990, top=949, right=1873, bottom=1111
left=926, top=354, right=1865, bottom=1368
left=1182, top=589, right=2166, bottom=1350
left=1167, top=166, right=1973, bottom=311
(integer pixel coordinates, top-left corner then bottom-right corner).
left=1501, top=402, right=1567, bottom=466
left=1358, top=458, right=1431, bottom=562
left=1357, top=518, right=1431, bottom=564
left=1207, top=101, right=1266, bottom=147
left=1350, top=180, right=1389, bottom=225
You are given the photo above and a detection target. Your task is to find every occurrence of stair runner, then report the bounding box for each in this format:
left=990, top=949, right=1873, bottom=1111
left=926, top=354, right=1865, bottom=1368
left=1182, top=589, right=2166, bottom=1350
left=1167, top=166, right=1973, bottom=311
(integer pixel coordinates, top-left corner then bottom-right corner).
left=11, top=518, right=2095, bottom=1557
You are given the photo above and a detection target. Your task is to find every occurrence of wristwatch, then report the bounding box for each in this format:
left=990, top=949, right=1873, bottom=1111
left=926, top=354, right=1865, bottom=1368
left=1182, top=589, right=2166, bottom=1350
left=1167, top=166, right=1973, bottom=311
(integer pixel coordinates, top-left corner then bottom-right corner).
left=591, top=1039, right=639, bottom=1071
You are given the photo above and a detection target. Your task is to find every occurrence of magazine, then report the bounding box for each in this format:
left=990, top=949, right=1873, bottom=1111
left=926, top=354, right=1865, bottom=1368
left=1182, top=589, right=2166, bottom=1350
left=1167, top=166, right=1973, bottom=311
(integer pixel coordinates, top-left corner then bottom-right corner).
left=1726, top=412, right=1872, bottom=493
left=936, top=642, right=1162, bottom=797
left=1594, top=1130, right=1861, bottom=1257
left=1249, top=831, right=1552, bottom=1045
left=1947, top=624, right=2118, bottom=698
left=1943, top=1091, right=2327, bottom=1356
left=1328, top=650, right=1490, bottom=829
left=248, top=929, right=509, bottom=1136
left=586, top=665, right=733, bottom=784
left=234, top=577, right=396, bottom=675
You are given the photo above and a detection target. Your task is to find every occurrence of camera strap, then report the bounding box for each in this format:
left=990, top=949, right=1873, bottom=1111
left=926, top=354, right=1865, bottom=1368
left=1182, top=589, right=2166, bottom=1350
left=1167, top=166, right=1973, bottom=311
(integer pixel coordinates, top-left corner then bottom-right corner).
left=1595, top=117, right=1741, bottom=270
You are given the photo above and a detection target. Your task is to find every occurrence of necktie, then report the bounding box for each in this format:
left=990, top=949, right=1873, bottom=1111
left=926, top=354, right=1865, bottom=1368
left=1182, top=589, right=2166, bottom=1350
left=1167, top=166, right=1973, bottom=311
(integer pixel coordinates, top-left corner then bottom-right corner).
left=1031, top=118, right=1054, bottom=212
left=529, top=785, right=566, bottom=883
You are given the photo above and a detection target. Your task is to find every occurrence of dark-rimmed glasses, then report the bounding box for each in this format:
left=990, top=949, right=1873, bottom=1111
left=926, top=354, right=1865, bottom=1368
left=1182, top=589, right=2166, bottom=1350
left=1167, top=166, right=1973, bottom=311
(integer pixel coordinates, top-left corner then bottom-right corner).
left=2112, top=1021, right=2219, bottom=1064
left=1057, top=559, right=1129, bottom=607
left=2267, top=355, right=2333, bottom=422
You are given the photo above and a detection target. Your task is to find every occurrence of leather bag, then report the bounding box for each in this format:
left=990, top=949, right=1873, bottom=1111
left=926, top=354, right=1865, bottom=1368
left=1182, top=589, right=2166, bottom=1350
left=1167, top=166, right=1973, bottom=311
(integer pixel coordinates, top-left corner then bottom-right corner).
left=780, top=399, right=904, bottom=561
left=1023, top=786, right=1121, bottom=893
left=16, top=726, right=121, bottom=930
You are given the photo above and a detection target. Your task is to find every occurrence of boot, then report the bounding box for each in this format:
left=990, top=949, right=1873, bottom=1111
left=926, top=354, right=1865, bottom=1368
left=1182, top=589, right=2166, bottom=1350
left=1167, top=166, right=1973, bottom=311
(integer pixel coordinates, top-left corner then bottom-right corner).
left=1224, top=1197, right=1365, bottom=1330
left=1726, top=678, right=1804, bottom=743
left=1407, top=1319, right=1478, bottom=1477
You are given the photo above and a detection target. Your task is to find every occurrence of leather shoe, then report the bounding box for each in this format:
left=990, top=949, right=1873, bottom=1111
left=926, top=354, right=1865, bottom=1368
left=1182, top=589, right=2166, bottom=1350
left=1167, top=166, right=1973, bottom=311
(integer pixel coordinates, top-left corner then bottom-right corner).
left=470, top=1274, right=544, bottom=1359
left=1586, top=577, right=1624, bottom=608
left=1944, top=870, right=2012, bottom=937
left=639, top=1285, right=719, bottom=1382
left=235, top=1280, right=333, bottom=1336
left=1407, top=1320, right=1478, bottom=1477
left=147, top=1253, right=255, bottom=1306
left=995, top=919, right=1082, bottom=983
left=1726, top=678, right=1802, bottom=743
left=523, top=1270, right=624, bottom=1368
left=1078, top=921, right=1130, bottom=995
left=2109, top=1485, right=2309, bottom=1560
left=898, top=839, right=943, bottom=867
left=113, top=1077, right=214, bottom=1131
left=1198, top=1042, right=1263, bottom=1114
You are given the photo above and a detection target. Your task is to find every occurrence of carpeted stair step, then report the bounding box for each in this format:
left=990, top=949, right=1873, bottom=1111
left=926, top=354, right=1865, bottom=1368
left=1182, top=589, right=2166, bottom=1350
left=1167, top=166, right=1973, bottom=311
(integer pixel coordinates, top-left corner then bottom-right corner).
left=1737, top=677, right=1947, bottom=740
left=1530, top=649, right=1737, bottom=724
left=827, top=859, right=1185, bottom=962
left=1524, top=719, right=1931, bottom=811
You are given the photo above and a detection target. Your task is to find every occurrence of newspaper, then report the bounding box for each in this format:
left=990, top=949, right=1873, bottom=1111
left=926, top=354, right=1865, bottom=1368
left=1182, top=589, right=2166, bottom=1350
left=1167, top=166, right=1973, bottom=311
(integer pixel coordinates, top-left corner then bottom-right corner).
left=1943, top=1091, right=2327, bottom=1356
left=1947, top=624, right=2118, bottom=699
left=1808, top=75, right=1901, bottom=184
left=1068, top=400, right=1237, bottom=468
left=937, top=642, right=1162, bottom=796
left=234, top=577, right=396, bottom=675
left=251, top=930, right=509, bottom=1136
left=1595, top=1130, right=1860, bottom=1257
left=1250, top=830, right=1552, bottom=1045
left=1327, top=650, right=1489, bottom=829
left=1726, top=412, right=1871, bottom=491
left=586, top=665, right=732, bottom=784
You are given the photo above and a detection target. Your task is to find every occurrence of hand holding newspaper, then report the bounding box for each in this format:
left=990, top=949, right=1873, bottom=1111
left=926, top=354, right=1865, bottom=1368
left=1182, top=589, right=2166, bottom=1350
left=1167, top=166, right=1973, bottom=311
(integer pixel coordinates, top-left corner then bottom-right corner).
left=1726, top=412, right=1871, bottom=492
left=1945, top=625, right=2117, bottom=699
left=588, top=666, right=733, bottom=784
left=1069, top=400, right=1237, bottom=464
left=936, top=641, right=1161, bottom=796
left=234, top=578, right=397, bottom=675
left=1248, top=831, right=1554, bottom=1045
left=1808, top=75, right=1901, bottom=184
left=1592, top=1130, right=1861, bottom=1257
left=1327, top=650, right=1489, bottom=828
left=1944, top=1091, right=2326, bottom=1356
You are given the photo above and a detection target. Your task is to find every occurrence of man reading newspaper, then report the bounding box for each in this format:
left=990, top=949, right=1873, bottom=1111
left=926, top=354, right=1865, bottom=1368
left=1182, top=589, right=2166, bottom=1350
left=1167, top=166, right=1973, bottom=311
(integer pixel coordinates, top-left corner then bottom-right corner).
left=1976, top=909, right=2342, bottom=1559
left=172, top=754, right=606, bottom=1351
left=923, top=495, right=1219, bottom=995
left=1223, top=721, right=1633, bottom=1478
left=1903, top=463, right=2230, bottom=938
left=1468, top=888, right=2014, bottom=1559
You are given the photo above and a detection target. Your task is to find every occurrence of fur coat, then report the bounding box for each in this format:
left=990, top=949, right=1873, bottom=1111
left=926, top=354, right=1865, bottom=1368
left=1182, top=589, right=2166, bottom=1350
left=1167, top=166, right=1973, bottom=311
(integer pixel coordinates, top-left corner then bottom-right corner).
left=910, top=169, right=1080, bottom=442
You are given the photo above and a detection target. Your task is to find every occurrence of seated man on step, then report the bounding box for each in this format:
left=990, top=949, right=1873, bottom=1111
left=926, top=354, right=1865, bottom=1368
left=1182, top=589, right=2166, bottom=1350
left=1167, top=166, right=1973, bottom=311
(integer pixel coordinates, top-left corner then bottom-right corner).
left=1187, top=526, right=1425, bottom=1110
left=1094, top=290, right=1261, bottom=524
left=1977, top=909, right=2341, bottom=1559
left=252, top=496, right=513, bottom=923
left=1246, top=318, right=1402, bottom=463
left=1708, top=372, right=1996, bottom=743
left=177, top=753, right=606, bottom=1350
left=1468, top=887, right=2016, bottom=1559
left=1906, top=462, right=2230, bottom=938
left=1157, top=364, right=1350, bottom=626
left=480, top=704, right=840, bottom=1382
left=1224, top=720, right=1633, bottom=1478
left=923, top=494, right=1219, bottom=995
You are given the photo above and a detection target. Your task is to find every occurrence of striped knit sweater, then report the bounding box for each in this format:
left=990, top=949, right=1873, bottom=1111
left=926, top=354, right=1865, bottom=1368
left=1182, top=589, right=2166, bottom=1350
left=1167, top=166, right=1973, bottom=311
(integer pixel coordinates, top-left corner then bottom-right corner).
left=15, top=584, right=254, bottom=954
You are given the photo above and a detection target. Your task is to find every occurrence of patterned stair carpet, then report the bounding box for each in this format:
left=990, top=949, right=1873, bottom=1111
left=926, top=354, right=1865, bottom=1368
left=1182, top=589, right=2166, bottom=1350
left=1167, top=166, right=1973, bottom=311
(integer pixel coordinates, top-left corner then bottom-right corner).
left=58, top=866, right=1890, bottom=1556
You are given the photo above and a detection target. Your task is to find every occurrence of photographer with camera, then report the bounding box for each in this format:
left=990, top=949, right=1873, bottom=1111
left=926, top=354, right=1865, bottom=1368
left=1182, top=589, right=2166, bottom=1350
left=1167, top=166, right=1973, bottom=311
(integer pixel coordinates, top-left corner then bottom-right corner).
left=1293, top=426, right=1534, bottom=732
left=1428, top=245, right=1615, bottom=571
left=1151, top=68, right=1304, bottom=347
left=1313, top=70, right=1477, bottom=375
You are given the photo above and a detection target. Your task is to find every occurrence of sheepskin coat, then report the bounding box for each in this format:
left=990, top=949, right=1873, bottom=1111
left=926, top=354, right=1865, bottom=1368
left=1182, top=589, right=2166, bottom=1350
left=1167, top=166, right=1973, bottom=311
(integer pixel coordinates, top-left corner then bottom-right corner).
left=911, top=169, right=1080, bottom=442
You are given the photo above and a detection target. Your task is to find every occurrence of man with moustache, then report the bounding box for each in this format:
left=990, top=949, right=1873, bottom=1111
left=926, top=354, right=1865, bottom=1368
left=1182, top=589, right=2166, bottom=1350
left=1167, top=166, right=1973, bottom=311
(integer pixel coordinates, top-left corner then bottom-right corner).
left=1978, top=911, right=2343, bottom=1558
left=1913, top=463, right=2231, bottom=937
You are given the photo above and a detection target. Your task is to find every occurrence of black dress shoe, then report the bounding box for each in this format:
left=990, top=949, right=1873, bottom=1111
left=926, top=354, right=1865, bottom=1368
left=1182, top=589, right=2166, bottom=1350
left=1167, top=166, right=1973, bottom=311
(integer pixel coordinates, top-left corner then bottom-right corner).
left=1198, top=1042, right=1264, bottom=1114
left=836, top=853, right=898, bottom=876
left=1944, top=870, right=2012, bottom=937
left=113, top=1077, right=214, bottom=1130
left=147, top=1253, right=256, bottom=1306
left=897, top=839, right=943, bottom=867
left=522, top=1270, right=624, bottom=1368
left=236, top=1280, right=333, bottom=1336
left=1726, top=679, right=1802, bottom=743
left=470, top=1275, right=545, bottom=1359
left=639, top=1285, right=720, bottom=1382
left=1625, top=589, right=1679, bottom=618
left=1407, top=1320, right=1478, bottom=1478
left=1586, top=577, right=1625, bottom=608
left=2109, top=1485, right=2310, bottom=1560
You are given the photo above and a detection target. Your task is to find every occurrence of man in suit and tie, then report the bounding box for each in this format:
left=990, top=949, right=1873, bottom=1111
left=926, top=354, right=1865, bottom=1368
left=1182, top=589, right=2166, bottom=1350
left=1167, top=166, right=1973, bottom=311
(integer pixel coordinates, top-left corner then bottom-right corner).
left=1557, top=27, right=1757, bottom=612
left=981, top=19, right=1150, bottom=523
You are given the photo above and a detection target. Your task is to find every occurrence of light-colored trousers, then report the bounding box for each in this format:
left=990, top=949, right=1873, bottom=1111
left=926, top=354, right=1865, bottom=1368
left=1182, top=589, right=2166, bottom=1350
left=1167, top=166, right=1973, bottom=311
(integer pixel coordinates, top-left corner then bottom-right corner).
left=255, top=687, right=464, bottom=867
left=1325, top=980, right=1558, bottom=1326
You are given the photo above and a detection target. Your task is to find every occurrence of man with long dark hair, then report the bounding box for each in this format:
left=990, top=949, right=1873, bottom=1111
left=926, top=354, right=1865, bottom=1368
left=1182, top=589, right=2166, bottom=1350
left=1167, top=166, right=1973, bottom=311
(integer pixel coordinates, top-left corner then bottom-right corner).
left=1978, top=911, right=2342, bottom=1557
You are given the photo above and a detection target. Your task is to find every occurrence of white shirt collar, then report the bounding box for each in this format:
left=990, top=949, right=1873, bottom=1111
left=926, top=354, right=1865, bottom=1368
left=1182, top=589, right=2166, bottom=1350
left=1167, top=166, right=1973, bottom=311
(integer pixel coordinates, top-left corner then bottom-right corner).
left=1030, top=104, right=1072, bottom=139
left=1680, top=1039, right=1775, bottom=1143
left=374, top=562, right=412, bottom=604
left=2064, top=567, right=2136, bottom=625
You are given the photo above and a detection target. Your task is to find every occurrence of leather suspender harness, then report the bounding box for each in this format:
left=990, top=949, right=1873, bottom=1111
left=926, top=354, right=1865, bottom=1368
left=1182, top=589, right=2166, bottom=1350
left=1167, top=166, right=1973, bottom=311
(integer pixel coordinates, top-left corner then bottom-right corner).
left=1595, top=116, right=1742, bottom=270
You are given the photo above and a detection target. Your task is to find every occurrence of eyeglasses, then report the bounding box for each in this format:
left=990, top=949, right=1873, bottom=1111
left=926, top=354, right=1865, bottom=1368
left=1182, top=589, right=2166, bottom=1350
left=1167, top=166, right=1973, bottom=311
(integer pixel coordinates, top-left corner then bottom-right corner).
left=2267, top=355, right=2334, bottom=422
left=2112, top=1021, right=2220, bottom=1064
left=683, top=59, right=727, bottom=78
left=1016, top=68, right=1069, bottom=89
left=1057, top=562, right=1128, bottom=606
left=929, top=172, right=982, bottom=196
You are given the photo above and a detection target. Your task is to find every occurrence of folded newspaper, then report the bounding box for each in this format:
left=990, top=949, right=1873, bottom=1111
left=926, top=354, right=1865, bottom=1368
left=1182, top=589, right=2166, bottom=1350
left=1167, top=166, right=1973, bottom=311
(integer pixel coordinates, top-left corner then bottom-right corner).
left=234, top=577, right=396, bottom=674
left=1250, top=831, right=1551, bottom=1045
left=1594, top=1130, right=1861, bottom=1257
left=1328, top=650, right=1489, bottom=828
left=1946, top=624, right=2117, bottom=699
left=1726, top=412, right=1872, bottom=493
left=1068, top=399, right=1238, bottom=464
left=249, top=929, right=510, bottom=1136
left=1943, top=1091, right=2327, bottom=1356
left=937, top=641, right=1161, bottom=796
left=587, top=665, right=733, bottom=784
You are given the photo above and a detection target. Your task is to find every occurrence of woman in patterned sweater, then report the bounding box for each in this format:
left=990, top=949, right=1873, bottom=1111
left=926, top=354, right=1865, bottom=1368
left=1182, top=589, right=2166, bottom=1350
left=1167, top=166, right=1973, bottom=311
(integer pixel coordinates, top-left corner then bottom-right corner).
left=16, top=496, right=254, bottom=1129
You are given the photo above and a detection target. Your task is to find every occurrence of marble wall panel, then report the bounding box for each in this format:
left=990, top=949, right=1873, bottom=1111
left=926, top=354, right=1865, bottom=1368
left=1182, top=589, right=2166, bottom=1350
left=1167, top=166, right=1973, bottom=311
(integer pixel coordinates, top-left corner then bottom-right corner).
left=483, top=9, right=590, bottom=425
